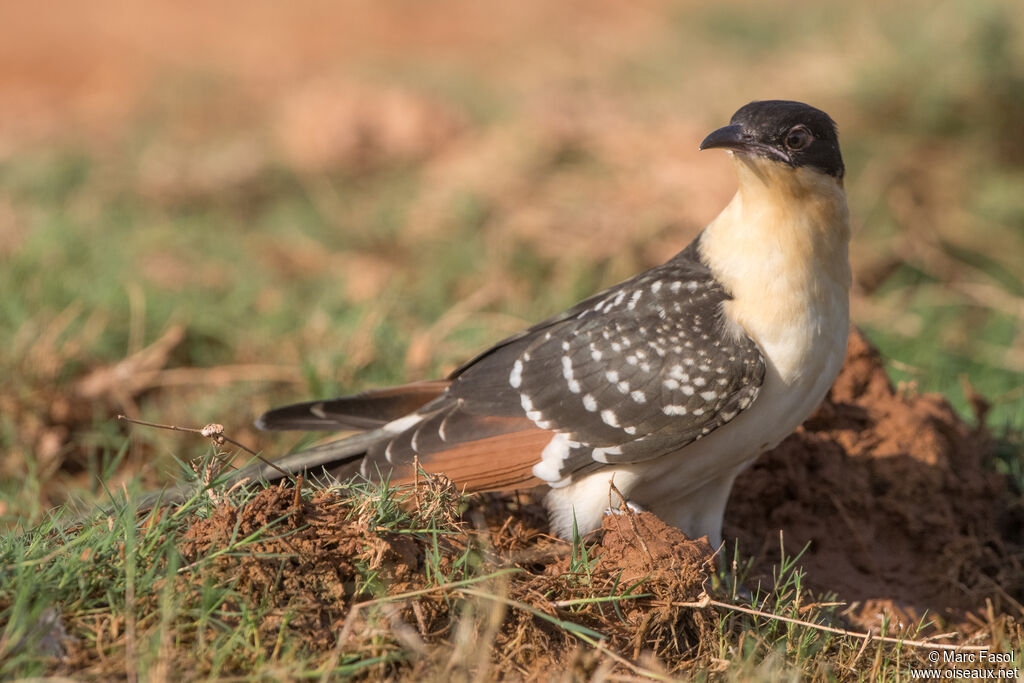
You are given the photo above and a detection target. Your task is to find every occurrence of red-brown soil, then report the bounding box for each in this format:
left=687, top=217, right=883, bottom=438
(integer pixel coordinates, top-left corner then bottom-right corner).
left=166, top=477, right=719, bottom=679
left=726, top=329, right=1023, bottom=632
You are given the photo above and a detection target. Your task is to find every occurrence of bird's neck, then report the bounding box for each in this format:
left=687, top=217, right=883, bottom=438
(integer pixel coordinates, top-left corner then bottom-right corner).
left=699, top=159, right=851, bottom=381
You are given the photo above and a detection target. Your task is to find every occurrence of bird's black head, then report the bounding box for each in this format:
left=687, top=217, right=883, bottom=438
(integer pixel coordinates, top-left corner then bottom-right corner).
left=700, top=100, right=844, bottom=179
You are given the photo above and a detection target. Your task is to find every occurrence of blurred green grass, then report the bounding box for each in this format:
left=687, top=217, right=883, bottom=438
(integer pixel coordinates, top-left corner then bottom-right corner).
left=0, top=0, right=1022, bottom=526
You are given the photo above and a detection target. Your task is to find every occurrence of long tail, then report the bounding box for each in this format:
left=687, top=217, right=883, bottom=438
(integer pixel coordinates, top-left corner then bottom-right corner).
left=255, top=380, right=449, bottom=431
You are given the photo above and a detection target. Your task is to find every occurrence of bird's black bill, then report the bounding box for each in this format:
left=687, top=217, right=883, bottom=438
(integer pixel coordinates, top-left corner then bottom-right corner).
left=699, top=124, right=748, bottom=152
left=700, top=123, right=791, bottom=165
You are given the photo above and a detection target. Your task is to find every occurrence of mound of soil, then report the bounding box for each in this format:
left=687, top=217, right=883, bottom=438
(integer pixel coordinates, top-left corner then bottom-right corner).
left=180, top=484, right=427, bottom=652
left=725, top=329, right=1023, bottom=631
left=174, top=479, right=718, bottom=679
left=533, top=511, right=718, bottom=664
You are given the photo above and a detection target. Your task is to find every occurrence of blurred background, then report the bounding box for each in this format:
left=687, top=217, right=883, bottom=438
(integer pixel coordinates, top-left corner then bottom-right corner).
left=1, top=0, right=1021, bottom=522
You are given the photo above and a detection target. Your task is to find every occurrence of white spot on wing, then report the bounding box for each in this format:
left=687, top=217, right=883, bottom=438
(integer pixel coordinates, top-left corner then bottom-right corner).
left=509, top=359, right=523, bottom=388
left=521, top=393, right=535, bottom=412
left=533, top=433, right=573, bottom=486
left=662, top=404, right=687, bottom=416
left=562, top=355, right=581, bottom=393
left=383, top=414, right=421, bottom=434
left=522, top=393, right=552, bottom=428
left=591, top=445, right=623, bottom=463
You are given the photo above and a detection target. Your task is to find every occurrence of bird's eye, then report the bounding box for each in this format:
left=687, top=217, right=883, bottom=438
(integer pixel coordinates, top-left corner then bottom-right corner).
left=784, top=125, right=812, bottom=151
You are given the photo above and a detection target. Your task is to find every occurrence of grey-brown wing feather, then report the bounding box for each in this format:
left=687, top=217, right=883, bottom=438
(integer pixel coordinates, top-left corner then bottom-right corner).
left=256, top=380, right=449, bottom=431
left=257, top=239, right=765, bottom=491
left=432, top=242, right=766, bottom=482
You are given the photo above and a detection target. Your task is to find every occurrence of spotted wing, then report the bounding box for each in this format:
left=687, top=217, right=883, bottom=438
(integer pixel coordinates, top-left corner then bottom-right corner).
left=360, top=241, right=766, bottom=489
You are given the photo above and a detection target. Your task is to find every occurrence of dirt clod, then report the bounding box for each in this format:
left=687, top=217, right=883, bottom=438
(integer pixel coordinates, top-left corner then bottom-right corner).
left=589, top=512, right=717, bottom=664
left=179, top=483, right=428, bottom=652
left=726, top=329, right=1023, bottom=631
left=598, top=510, right=714, bottom=589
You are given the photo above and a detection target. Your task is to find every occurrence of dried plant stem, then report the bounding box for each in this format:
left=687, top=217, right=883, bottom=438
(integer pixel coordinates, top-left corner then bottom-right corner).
left=116, top=415, right=294, bottom=482
left=677, top=594, right=993, bottom=653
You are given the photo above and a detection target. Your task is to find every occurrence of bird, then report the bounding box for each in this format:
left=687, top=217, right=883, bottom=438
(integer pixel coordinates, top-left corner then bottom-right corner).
left=254, top=100, right=851, bottom=548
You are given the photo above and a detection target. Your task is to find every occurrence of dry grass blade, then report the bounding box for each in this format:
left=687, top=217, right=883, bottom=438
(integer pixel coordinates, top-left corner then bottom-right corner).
left=687, top=596, right=995, bottom=653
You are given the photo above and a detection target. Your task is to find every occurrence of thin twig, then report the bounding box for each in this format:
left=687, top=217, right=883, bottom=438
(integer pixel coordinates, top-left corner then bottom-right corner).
left=677, top=595, right=993, bottom=653
left=607, top=478, right=653, bottom=562
left=117, top=415, right=253, bottom=455
left=291, top=474, right=304, bottom=511
left=116, top=414, right=294, bottom=482
left=846, top=626, right=874, bottom=672
left=551, top=593, right=652, bottom=609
